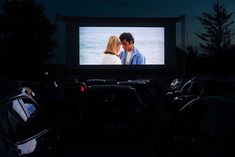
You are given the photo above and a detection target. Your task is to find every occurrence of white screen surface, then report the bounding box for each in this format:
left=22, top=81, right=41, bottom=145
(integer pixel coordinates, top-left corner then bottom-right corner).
left=79, top=27, right=165, bottom=65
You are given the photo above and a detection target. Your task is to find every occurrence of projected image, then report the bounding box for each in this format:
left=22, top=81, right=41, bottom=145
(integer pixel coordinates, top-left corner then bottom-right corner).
left=79, top=27, right=165, bottom=65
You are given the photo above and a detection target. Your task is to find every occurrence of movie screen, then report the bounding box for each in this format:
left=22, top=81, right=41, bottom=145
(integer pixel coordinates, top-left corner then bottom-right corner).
left=79, top=27, right=165, bottom=65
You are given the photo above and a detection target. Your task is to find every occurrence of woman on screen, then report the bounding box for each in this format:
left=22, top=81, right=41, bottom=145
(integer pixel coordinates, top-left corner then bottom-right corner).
left=100, top=36, right=122, bottom=65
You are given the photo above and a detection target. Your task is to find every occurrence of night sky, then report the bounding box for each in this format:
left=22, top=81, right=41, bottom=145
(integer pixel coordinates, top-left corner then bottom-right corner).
left=34, top=0, right=235, bottom=47
left=1, top=0, right=235, bottom=47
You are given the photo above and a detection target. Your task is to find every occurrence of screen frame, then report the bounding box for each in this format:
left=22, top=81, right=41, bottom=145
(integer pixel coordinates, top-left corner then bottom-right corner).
left=61, top=16, right=180, bottom=71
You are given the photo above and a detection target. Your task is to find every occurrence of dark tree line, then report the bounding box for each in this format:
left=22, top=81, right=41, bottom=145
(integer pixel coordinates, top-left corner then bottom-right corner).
left=177, top=2, right=235, bottom=75
left=0, top=0, right=57, bottom=80
left=197, top=2, right=234, bottom=56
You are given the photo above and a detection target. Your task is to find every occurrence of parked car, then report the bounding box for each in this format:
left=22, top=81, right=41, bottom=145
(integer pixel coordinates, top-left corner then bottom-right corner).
left=117, top=79, right=158, bottom=108
left=85, top=79, right=117, bottom=86
left=77, top=85, right=150, bottom=145
left=172, top=94, right=235, bottom=157
left=165, top=76, right=235, bottom=115
left=0, top=80, right=55, bottom=157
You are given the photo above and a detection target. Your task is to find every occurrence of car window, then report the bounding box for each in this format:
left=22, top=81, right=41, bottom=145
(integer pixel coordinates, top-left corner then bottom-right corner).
left=0, top=100, right=26, bottom=142
left=21, top=98, right=37, bottom=117
left=12, top=99, right=28, bottom=122
left=0, top=97, right=48, bottom=143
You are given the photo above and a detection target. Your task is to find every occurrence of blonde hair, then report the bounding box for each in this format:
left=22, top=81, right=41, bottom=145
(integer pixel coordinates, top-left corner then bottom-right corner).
left=104, top=36, right=120, bottom=55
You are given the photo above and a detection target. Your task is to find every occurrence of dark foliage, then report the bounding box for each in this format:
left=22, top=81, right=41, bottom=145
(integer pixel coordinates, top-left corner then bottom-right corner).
left=177, top=45, right=235, bottom=75
left=176, top=2, right=235, bottom=75
left=0, top=0, right=57, bottom=80
left=196, top=2, right=234, bottom=56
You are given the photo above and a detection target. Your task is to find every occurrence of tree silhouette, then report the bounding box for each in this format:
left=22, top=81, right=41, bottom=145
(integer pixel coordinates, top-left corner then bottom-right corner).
left=196, top=2, right=234, bottom=56
left=0, top=0, right=57, bottom=79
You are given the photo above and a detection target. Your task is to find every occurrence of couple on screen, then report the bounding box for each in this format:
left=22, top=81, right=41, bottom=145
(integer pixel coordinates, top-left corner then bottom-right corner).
left=100, top=32, right=146, bottom=65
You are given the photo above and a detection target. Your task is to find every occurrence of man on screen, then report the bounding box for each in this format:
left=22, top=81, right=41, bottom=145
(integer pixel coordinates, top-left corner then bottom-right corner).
left=119, top=32, right=146, bottom=65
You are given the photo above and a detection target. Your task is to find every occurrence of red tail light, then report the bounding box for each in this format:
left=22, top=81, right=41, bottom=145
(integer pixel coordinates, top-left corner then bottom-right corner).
left=80, top=85, right=86, bottom=92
